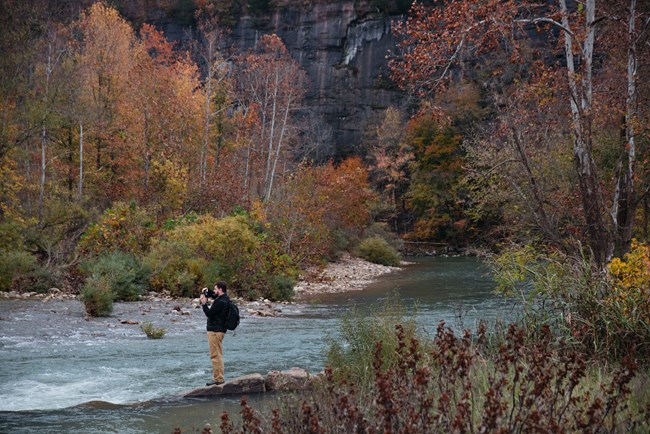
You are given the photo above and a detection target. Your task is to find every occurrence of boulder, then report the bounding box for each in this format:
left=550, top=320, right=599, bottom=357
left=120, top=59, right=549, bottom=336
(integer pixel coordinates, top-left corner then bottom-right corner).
left=265, top=367, right=310, bottom=392
left=183, top=373, right=266, bottom=398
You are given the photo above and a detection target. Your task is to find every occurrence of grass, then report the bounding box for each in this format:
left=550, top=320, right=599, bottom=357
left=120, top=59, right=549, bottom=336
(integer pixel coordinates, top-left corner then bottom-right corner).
left=140, top=321, right=166, bottom=339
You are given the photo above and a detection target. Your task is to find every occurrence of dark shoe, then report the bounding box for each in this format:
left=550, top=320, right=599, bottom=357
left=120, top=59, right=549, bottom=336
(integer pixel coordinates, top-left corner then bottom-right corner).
left=206, top=380, right=224, bottom=386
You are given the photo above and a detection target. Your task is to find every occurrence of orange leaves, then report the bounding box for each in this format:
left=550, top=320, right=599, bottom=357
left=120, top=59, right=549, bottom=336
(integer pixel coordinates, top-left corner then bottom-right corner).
left=318, top=157, right=376, bottom=232
left=390, top=0, right=531, bottom=96
left=139, top=24, right=176, bottom=66
left=260, top=158, right=375, bottom=267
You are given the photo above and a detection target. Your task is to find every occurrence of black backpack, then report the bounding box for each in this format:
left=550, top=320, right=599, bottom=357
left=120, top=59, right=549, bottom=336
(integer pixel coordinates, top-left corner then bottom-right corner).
left=226, top=300, right=240, bottom=331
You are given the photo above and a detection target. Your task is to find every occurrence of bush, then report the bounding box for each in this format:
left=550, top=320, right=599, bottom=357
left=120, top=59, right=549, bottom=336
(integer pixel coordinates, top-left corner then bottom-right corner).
left=364, top=222, right=403, bottom=252
left=141, top=321, right=166, bottom=339
left=80, top=277, right=114, bottom=317
left=77, top=201, right=155, bottom=257
left=608, top=239, right=650, bottom=323
left=326, top=293, right=418, bottom=386
left=491, top=243, right=650, bottom=360
left=357, top=236, right=401, bottom=266
left=268, top=275, right=295, bottom=302
left=0, top=250, right=38, bottom=292
left=218, top=323, right=648, bottom=433
left=145, top=238, right=198, bottom=297
left=146, top=215, right=259, bottom=297
left=146, top=214, right=298, bottom=299
left=81, top=252, right=150, bottom=301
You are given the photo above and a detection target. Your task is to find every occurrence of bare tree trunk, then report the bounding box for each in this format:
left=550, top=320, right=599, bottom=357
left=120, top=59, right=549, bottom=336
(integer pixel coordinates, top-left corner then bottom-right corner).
left=39, top=125, right=46, bottom=223
left=201, top=53, right=213, bottom=185
left=143, top=117, right=150, bottom=198
left=38, top=42, right=54, bottom=224
left=79, top=122, right=83, bottom=200
left=264, top=70, right=280, bottom=200
left=266, top=95, right=291, bottom=202
left=612, top=0, right=639, bottom=257
left=560, top=0, right=612, bottom=267
left=510, top=126, right=562, bottom=247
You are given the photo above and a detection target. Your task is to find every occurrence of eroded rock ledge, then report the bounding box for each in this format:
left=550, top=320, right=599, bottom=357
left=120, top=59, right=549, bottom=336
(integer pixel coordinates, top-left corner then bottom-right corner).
left=182, top=367, right=317, bottom=398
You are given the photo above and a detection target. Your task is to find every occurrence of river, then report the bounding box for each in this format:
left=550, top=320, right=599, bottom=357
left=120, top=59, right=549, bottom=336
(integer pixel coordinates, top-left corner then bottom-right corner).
left=0, top=257, right=512, bottom=433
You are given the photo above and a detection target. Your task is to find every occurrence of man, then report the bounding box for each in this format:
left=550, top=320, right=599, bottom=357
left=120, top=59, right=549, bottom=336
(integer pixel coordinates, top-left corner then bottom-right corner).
left=199, top=281, right=230, bottom=386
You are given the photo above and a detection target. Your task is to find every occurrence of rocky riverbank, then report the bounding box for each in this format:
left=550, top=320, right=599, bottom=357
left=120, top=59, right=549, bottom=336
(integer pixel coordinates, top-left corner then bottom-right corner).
left=0, top=254, right=402, bottom=318
left=293, top=253, right=403, bottom=297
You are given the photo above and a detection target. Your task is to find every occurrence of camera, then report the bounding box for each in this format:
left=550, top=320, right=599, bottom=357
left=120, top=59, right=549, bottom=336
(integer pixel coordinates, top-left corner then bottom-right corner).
left=202, top=287, right=216, bottom=299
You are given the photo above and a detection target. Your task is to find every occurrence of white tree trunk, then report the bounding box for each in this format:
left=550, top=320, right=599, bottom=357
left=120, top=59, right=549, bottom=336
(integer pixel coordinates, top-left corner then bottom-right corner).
left=264, top=69, right=280, bottom=200
left=266, top=95, right=292, bottom=202
left=78, top=122, right=83, bottom=200
left=38, top=42, right=54, bottom=223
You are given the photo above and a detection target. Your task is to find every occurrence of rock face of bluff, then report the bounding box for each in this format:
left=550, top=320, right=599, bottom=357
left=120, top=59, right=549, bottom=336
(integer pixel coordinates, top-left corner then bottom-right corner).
left=119, top=0, right=406, bottom=159
left=232, top=3, right=405, bottom=158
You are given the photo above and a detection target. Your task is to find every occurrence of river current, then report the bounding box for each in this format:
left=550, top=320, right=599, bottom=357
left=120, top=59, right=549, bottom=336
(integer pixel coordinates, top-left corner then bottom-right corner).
left=0, top=257, right=512, bottom=433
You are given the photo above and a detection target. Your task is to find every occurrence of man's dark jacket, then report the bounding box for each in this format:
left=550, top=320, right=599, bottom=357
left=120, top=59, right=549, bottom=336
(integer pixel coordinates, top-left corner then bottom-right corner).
left=202, top=295, right=230, bottom=333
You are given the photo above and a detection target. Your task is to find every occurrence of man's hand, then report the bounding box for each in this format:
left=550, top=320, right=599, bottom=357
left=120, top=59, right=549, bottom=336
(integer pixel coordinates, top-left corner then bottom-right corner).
left=200, top=294, right=207, bottom=305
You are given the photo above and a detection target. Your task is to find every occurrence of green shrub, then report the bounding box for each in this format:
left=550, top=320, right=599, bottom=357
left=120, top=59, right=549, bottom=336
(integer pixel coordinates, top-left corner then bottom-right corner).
left=0, top=250, right=38, bottom=291
left=81, top=252, right=150, bottom=301
left=145, top=215, right=254, bottom=297
left=490, top=243, right=650, bottom=361
left=0, top=249, right=59, bottom=294
left=326, top=293, right=418, bottom=386
left=81, top=277, right=114, bottom=317
left=364, top=222, right=403, bottom=252
left=145, top=213, right=301, bottom=300
left=267, top=275, right=296, bottom=301
left=145, top=238, right=199, bottom=297
left=141, top=321, right=166, bottom=339
left=357, top=236, right=401, bottom=266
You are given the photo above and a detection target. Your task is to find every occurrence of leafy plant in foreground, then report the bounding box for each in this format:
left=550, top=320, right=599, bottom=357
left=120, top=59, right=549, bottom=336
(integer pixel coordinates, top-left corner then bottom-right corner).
left=217, top=323, right=648, bottom=433
left=141, top=321, right=166, bottom=339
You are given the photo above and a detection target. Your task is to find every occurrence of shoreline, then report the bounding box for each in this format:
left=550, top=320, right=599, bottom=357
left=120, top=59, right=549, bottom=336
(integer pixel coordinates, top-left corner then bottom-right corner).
left=0, top=253, right=404, bottom=317
left=0, top=254, right=403, bottom=301
left=293, top=253, right=403, bottom=298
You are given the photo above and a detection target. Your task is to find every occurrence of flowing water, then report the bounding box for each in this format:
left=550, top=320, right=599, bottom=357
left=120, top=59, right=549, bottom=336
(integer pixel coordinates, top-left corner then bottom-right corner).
left=0, top=257, right=513, bottom=433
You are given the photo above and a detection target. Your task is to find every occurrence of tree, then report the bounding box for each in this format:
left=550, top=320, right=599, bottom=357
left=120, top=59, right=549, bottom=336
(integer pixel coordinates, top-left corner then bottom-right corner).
left=74, top=3, right=137, bottom=204
left=391, top=0, right=649, bottom=266
left=403, top=111, right=467, bottom=242
left=234, top=34, right=307, bottom=201
left=126, top=23, right=202, bottom=207
left=366, top=107, right=413, bottom=233
left=193, top=8, right=233, bottom=187
left=261, top=158, right=375, bottom=266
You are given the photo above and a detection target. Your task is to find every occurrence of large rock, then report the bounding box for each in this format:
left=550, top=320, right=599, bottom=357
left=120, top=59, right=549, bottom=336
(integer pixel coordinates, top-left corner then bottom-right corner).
left=183, top=373, right=266, bottom=398
left=265, top=367, right=310, bottom=392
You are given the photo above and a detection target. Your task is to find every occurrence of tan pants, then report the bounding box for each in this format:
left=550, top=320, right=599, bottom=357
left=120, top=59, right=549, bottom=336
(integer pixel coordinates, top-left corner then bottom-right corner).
left=207, top=331, right=225, bottom=382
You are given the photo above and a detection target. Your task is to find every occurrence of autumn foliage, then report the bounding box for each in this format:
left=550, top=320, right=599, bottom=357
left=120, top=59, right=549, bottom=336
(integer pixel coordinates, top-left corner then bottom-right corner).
left=0, top=3, right=385, bottom=299
left=608, top=240, right=650, bottom=324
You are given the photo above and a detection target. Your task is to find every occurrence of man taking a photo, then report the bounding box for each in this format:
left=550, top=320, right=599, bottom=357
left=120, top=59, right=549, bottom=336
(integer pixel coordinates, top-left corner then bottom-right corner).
left=199, top=281, right=230, bottom=386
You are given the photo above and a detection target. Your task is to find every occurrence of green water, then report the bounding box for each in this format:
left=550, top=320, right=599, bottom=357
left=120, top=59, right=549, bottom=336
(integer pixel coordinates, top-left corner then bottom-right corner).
left=0, top=257, right=509, bottom=433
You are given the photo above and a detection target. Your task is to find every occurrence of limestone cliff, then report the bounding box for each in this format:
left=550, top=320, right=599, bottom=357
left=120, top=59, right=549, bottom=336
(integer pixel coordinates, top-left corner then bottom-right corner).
left=232, top=3, right=404, bottom=157
left=117, top=0, right=406, bottom=159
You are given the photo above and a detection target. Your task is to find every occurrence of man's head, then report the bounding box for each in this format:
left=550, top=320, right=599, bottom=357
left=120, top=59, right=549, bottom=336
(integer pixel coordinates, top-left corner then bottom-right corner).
left=214, top=281, right=227, bottom=296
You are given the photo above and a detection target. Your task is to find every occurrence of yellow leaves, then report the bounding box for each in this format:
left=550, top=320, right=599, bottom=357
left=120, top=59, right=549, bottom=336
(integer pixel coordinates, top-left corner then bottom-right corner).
left=607, top=240, right=650, bottom=323
left=0, top=154, right=25, bottom=222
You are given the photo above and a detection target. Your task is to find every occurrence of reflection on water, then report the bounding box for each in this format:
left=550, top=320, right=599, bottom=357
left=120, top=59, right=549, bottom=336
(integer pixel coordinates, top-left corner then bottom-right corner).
left=0, top=257, right=511, bottom=433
